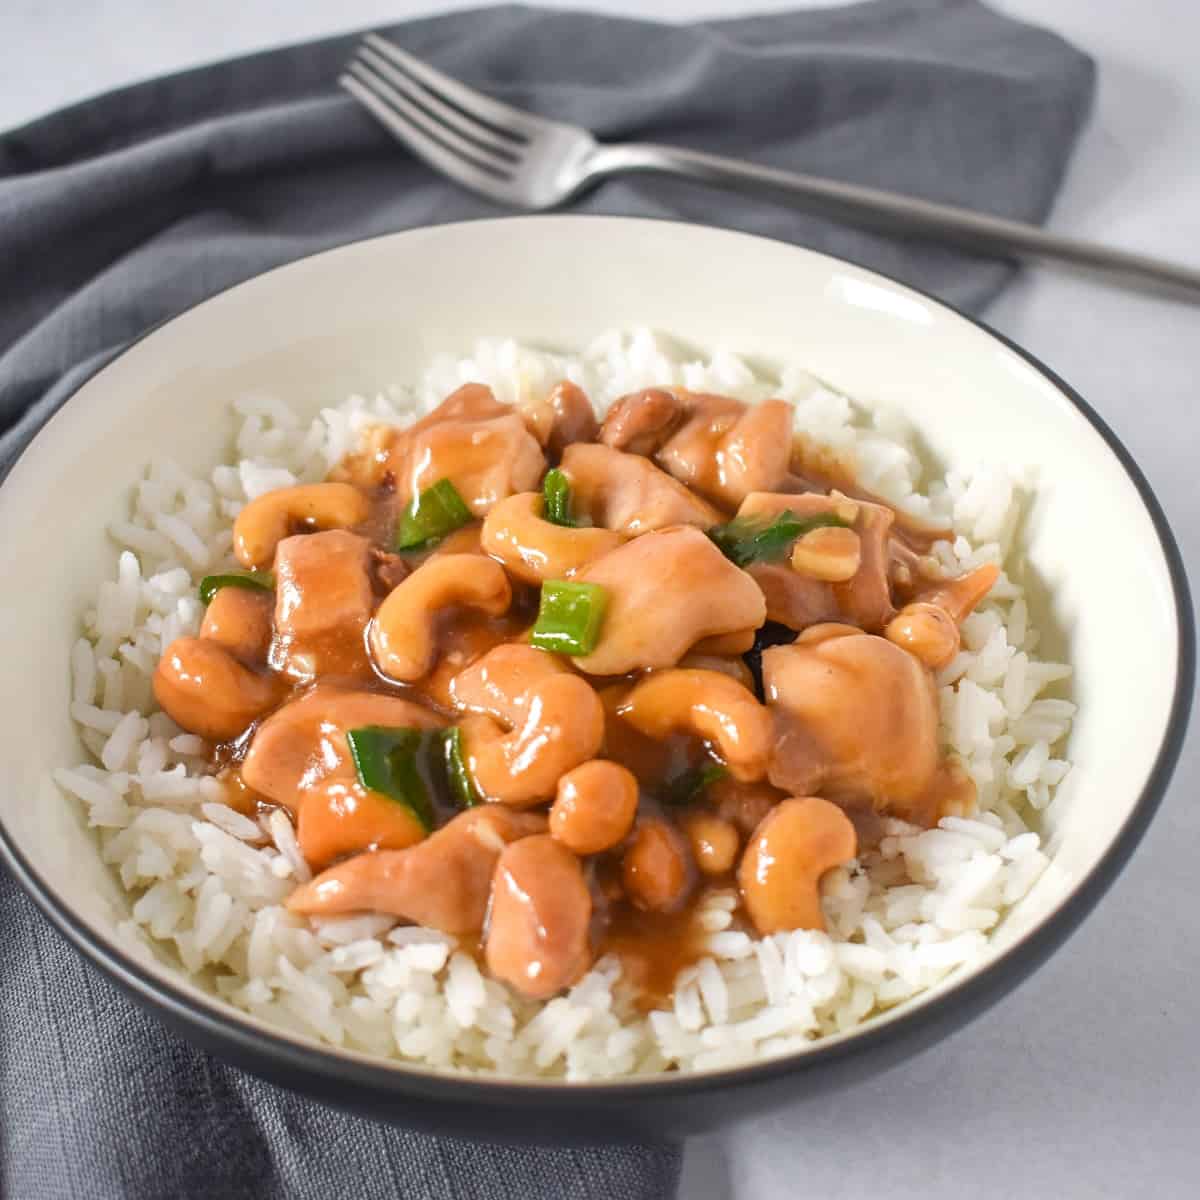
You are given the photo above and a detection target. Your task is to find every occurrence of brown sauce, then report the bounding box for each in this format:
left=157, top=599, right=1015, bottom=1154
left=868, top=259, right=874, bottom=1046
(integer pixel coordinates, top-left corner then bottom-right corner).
left=159, top=381, right=1000, bottom=1008
left=600, top=896, right=715, bottom=1011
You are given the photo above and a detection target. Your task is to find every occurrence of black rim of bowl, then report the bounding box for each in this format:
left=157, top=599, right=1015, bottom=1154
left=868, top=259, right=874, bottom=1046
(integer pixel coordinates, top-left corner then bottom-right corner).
left=0, top=217, right=1194, bottom=1105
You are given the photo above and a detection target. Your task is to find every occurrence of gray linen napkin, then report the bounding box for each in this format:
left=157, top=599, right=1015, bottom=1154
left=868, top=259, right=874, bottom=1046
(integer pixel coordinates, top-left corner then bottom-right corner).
left=0, top=3, right=1093, bottom=1197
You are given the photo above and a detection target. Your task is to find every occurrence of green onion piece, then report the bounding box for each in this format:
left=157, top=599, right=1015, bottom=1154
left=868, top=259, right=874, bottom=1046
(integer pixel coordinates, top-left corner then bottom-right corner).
left=441, top=727, right=479, bottom=809
left=345, top=727, right=436, bottom=830
left=198, top=571, right=275, bottom=606
left=708, top=511, right=850, bottom=568
left=530, top=580, right=609, bottom=656
left=542, top=468, right=576, bottom=527
left=663, top=763, right=729, bottom=806
left=395, top=478, right=473, bottom=551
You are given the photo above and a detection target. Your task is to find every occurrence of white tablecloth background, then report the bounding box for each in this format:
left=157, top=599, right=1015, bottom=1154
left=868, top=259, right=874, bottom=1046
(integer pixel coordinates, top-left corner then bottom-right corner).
left=3, top=3, right=1196, bottom=1196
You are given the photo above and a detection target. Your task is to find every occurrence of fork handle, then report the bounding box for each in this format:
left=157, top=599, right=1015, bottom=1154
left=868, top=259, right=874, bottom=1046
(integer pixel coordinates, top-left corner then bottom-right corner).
left=584, top=142, right=1200, bottom=298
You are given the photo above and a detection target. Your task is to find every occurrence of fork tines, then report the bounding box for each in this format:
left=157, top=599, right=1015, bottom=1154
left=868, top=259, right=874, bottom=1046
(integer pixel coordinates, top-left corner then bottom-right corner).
left=341, top=34, right=532, bottom=183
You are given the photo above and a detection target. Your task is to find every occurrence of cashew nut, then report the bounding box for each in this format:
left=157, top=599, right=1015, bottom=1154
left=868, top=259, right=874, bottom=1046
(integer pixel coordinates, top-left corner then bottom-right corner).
left=884, top=602, right=960, bottom=669
left=241, top=684, right=445, bottom=813
left=414, top=617, right=532, bottom=712
left=621, top=818, right=694, bottom=913
left=369, top=554, right=511, bottom=683
left=199, top=586, right=273, bottom=664
left=549, top=760, right=639, bottom=855
left=617, top=669, right=771, bottom=782
left=480, top=492, right=622, bottom=584
left=285, top=806, right=545, bottom=931
left=485, top=835, right=593, bottom=999
left=738, top=796, right=857, bottom=934
left=657, top=396, right=800, bottom=509
left=449, top=643, right=572, bottom=723
left=233, top=482, right=369, bottom=569
left=153, top=636, right=280, bottom=741
left=515, top=380, right=600, bottom=456
left=463, top=674, right=605, bottom=808
left=679, top=810, right=740, bottom=875
left=297, top=777, right=426, bottom=871
left=790, top=525, right=862, bottom=582
left=884, top=563, right=1000, bottom=670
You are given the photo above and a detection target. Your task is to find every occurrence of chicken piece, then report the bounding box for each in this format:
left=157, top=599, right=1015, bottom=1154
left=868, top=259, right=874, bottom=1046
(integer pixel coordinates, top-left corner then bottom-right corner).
left=603, top=389, right=802, bottom=509
left=559, top=444, right=721, bottom=536
left=514, top=380, right=599, bottom=457
left=738, top=491, right=895, bottom=632
left=833, top=498, right=895, bottom=632
left=400, top=415, right=545, bottom=518
left=375, top=384, right=546, bottom=517
left=570, top=527, right=766, bottom=676
left=762, top=624, right=942, bottom=825
left=708, top=776, right=787, bottom=838
left=241, top=684, right=445, bottom=813
left=330, top=384, right=509, bottom=488
left=368, top=547, right=410, bottom=594
left=416, top=382, right=511, bottom=426
left=285, top=807, right=546, bottom=932
left=270, top=530, right=375, bottom=681
left=747, top=564, right=840, bottom=630
left=658, top=395, right=800, bottom=510
left=485, top=835, right=593, bottom=998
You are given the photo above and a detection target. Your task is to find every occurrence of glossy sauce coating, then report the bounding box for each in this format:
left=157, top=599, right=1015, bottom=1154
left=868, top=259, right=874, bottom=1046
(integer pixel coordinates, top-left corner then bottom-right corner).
left=153, top=380, right=996, bottom=1003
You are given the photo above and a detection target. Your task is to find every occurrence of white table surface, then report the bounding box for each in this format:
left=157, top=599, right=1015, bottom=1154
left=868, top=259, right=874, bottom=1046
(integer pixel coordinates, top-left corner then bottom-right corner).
left=3, top=2, right=1197, bottom=1197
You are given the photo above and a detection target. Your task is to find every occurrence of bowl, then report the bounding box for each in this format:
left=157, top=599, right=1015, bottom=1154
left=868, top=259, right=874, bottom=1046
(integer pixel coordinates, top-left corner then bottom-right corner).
left=0, top=217, right=1192, bottom=1143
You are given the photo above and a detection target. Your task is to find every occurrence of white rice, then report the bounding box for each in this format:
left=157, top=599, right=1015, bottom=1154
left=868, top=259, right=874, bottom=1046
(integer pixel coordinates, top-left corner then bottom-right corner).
left=57, top=329, right=1074, bottom=1079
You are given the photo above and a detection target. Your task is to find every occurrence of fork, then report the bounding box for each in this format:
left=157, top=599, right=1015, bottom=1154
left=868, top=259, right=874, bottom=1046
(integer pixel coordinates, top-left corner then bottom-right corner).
left=342, top=34, right=1200, bottom=298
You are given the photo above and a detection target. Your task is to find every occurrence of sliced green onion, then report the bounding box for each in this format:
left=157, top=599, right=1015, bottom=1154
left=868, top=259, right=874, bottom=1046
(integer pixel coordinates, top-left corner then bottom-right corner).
left=530, top=580, right=609, bottom=656
left=395, top=478, right=472, bottom=551
left=345, top=726, right=436, bottom=830
left=198, top=571, right=274, bottom=606
left=542, top=468, right=576, bottom=527
left=441, top=727, right=479, bottom=809
left=708, top=511, right=850, bottom=568
left=663, top=763, right=729, bottom=806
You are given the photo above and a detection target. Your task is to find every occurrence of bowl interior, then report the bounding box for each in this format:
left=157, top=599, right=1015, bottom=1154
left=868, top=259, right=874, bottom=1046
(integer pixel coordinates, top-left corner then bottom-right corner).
left=0, top=217, right=1185, bottom=1080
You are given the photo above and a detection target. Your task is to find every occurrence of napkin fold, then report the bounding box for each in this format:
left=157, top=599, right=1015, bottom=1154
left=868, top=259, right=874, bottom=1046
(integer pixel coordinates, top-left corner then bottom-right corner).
left=0, top=3, right=1093, bottom=1197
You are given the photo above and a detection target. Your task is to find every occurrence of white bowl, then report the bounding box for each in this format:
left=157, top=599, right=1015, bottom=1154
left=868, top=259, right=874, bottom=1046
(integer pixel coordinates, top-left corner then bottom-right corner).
left=0, top=218, right=1191, bottom=1141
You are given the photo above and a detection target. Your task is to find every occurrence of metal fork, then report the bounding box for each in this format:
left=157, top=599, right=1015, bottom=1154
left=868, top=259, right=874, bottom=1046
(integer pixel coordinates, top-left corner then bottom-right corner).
left=342, top=33, right=1200, bottom=298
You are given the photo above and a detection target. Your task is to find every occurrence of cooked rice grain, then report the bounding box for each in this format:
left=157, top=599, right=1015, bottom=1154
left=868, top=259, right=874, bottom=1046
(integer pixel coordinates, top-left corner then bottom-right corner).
left=56, top=331, right=1072, bottom=1079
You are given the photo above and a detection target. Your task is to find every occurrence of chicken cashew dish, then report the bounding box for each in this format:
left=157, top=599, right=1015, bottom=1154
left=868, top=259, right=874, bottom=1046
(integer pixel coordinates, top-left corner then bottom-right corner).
left=152, top=381, right=997, bottom=1004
